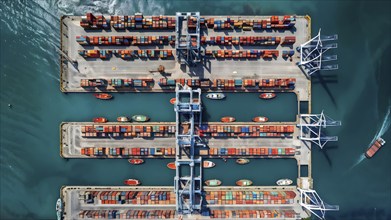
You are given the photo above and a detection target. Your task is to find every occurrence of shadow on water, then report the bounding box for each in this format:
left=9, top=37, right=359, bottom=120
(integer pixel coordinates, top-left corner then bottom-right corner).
left=317, top=144, right=338, bottom=168
left=334, top=207, right=388, bottom=220
left=311, top=72, right=339, bottom=108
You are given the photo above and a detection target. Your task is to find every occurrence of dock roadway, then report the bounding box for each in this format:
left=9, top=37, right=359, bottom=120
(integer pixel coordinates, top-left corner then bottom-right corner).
left=60, top=122, right=311, bottom=166
left=61, top=186, right=310, bottom=219
left=60, top=15, right=310, bottom=101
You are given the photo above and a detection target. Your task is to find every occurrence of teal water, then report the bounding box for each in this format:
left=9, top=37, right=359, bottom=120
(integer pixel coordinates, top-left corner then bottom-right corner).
left=0, top=0, right=390, bottom=219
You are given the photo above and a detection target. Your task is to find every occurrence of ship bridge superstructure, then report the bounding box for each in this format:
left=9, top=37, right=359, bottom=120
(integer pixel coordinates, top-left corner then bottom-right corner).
left=297, top=29, right=338, bottom=77
left=174, top=84, right=204, bottom=215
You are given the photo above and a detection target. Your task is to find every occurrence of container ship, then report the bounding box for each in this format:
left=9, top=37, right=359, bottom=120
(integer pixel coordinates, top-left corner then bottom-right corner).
left=365, top=137, right=386, bottom=158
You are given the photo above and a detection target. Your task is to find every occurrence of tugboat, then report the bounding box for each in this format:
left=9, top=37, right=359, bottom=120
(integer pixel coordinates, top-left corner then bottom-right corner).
left=56, top=198, right=62, bottom=220
left=206, top=93, right=226, bottom=100
left=259, top=93, right=276, bottom=99
left=117, top=116, right=129, bottom=122
left=236, top=179, right=253, bottom=186
left=128, top=159, right=144, bottom=165
left=167, top=162, right=176, bottom=170
left=93, top=117, right=108, bottom=123
left=124, top=179, right=141, bottom=186
left=221, top=116, right=236, bottom=123
left=203, top=160, right=216, bottom=168
left=236, top=158, right=250, bottom=165
left=205, top=179, right=222, bottom=187
left=365, top=137, right=386, bottom=158
left=276, top=178, right=293, bottom=186
left=170, top=98, right=199, bottom=104
left=132, top=115, right=150, bottom=122
left=252, top=116, right=268, bottom=122
left=94, top=93, right=113, bottom=100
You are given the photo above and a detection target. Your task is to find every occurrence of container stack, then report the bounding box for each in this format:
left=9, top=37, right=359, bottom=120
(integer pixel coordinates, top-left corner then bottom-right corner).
left=80, top=78, right=153, bottom=89
left=81, top=147, right=176, bottom=157
left=210, top=210, right=297, bottom=219
left=282, top=36, right=296, bottom=44
left=76, top=35, right=176, bottom=46
left=205, top=190, right=296, bottom=205
left=110, top=14, right=175, bottom=29
left=80, top=13, right=110, bottom=29
left=78, top=49, right=174, bottom=60
left=158, top=77, right=296, bottom=90
left=78, top=210, right=176, bottom=219
left=198, top=125, right=295, bottom=138
left=81, top=125, right=176, bottom=138
left=206, top=147, right=296, bottom=157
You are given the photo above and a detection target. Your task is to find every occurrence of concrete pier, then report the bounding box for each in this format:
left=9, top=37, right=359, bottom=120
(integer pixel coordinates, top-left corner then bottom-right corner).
left=61, top=186, right=310, bottom=220
left=60, top=15, right=310, bottom=101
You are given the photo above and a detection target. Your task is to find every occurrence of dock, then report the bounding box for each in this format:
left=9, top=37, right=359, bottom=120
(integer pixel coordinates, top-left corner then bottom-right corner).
left=60, top=121, right=310, bottom=167
left=61, top=186, right=310, bottom=219
left=60, top=14, right=311, bottom=101
left=56, top=12, right=343, bottom=220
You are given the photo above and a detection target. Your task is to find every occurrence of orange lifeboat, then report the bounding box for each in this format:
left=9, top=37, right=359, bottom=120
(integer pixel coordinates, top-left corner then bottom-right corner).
left=252, top=116, right=268, bottom=122
left=124, top=179, right=141, bottom=186
left=259, top=93, right=276, bottom=99
left=128, top=159, right=144, bottom=165
left=93, top=117, right=108, bottom=123
left=167, top=162, right=176, bottom=170
left=221, top=116, right=236, bottom=123
left=94, top=93, right=113, bottom=100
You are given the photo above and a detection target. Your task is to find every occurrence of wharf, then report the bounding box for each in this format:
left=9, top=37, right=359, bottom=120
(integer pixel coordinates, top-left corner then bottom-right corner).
left=60, top=122, right=311, bottom=167
left=60, top=15, right=310, bottom=101
left=61, top=186, right=309, bottom=220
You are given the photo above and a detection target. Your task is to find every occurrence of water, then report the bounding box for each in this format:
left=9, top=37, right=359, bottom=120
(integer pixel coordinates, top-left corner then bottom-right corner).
left=1, top=0, right=390, bottom=219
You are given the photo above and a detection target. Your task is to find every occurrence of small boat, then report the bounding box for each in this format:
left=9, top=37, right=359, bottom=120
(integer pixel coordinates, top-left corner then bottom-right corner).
left=206, top=93, right=226, bottom=100
left=117, top=116, right=129, bottom=122
left=205, top=179, right=222, bottom=187
left=236, top=179, right=253, bottom=186
left=203, top=160, right=216, bottom=168
left=128, top=159, right=144, bottom=165
left=94, top=93, right=113, bottom=100
left=93, top=117, right=108, bottom=123
left=252, top=116, right=268, bottom=122
left=170, top=98, right=199, bottom=104
left=276, top=178, right=293, bottom=186
left=124, top=179, right=141, bottom=186
left=132, top=115, right=150, bottom=122
left=56, top=198, right=62, bottom=220
left=236, top=158, right=250, bottom=165
left=259, top=93, right=276, bottom=99
left=365, top=137, right=386, bottom=158
left=221, top=116, right=236, bottom=123
left=167, top=162, right=176, bottom=170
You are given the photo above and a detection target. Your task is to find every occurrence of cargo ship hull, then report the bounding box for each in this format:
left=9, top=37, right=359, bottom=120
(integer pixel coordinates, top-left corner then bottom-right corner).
left=365, top=137, right=386, bottom=158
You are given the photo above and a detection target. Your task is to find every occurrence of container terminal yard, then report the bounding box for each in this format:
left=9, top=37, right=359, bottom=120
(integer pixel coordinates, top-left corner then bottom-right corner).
left=60, top=13, right=311, bottom=101
left=59, top=12, right=341, bottom=220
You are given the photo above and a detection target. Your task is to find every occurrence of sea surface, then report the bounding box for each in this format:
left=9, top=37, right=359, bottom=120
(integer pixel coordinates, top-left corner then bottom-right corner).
left=0, top=0, right=390, bottom=219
